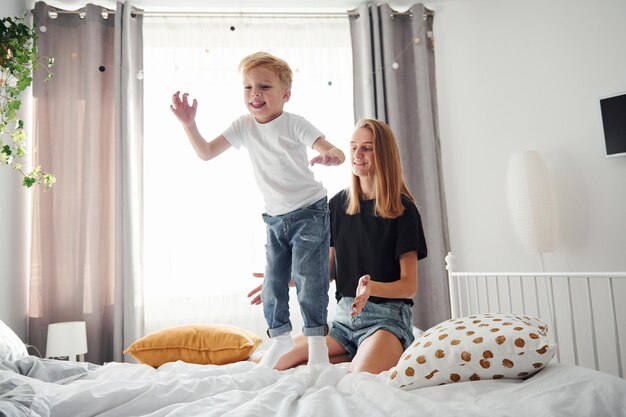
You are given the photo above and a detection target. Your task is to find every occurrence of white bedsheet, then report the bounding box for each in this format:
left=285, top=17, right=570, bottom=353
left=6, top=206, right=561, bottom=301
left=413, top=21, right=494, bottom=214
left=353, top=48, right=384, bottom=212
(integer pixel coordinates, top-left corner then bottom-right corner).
left=21, top=361, right=626, bottom=417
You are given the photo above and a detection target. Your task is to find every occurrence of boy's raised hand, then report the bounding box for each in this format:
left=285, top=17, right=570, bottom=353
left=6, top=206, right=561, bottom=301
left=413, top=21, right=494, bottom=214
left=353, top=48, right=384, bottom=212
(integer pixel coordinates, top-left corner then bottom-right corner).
left=310, top=147, right=345, bottom=166
left=170, top=91, right=198, bottom=126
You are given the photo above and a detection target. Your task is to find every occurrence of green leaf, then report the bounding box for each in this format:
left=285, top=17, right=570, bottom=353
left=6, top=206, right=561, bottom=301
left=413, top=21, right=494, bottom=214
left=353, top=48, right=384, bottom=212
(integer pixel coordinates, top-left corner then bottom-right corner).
left=43, top=174, right=56, bottom=188
left=1, top=14, right=55, bottom=189
left=8, top=99, right=21, bottom=111
left=22, top=176, right=36, bottom=187
left=16, top=75, right=32, bottom=91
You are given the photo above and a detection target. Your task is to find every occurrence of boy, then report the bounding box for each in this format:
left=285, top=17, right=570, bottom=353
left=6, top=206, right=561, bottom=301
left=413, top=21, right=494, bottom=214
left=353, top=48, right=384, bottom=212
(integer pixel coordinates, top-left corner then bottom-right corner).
left=170, top=51, right=345, bottom=368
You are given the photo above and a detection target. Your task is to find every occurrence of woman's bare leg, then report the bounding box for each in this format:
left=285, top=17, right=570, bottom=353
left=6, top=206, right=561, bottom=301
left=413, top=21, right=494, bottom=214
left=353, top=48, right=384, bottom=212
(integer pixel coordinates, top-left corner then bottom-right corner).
left=273, top=333, right=348, bottom=370
left=349, top=329, right=404, bottom=374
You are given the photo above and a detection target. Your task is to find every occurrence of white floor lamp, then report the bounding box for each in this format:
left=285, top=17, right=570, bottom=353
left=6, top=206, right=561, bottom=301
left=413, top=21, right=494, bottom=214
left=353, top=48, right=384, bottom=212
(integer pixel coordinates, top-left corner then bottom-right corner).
left=507, top=151, right=559, bottom=271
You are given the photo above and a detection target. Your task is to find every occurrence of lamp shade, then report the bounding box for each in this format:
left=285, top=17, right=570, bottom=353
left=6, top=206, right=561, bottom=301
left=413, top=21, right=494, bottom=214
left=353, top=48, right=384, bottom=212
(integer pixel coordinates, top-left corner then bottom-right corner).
left=46, top=321, right=88, bottom=361
left=507, top=151, right=558, bottom=254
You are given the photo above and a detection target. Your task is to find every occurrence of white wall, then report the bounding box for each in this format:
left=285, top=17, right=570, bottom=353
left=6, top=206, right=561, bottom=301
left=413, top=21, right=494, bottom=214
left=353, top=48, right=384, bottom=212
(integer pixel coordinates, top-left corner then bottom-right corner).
left=432, top=0, right=626, bottom=272
left=0, top=0, right=30, bottom=340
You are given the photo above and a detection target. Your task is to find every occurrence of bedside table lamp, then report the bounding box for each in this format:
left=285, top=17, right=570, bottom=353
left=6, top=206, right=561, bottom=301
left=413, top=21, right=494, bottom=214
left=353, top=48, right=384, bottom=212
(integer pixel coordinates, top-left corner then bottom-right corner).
left=46, top=321, right=88, bottom=361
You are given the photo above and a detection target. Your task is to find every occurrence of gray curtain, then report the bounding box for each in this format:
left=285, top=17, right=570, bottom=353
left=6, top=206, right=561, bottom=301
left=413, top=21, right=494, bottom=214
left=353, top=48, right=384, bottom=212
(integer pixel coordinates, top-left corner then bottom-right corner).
left=349, top=3, right=450, bottom=330
left=29, top=1, right=143, bottom=364
left=113, top=0, right=144, bottom=363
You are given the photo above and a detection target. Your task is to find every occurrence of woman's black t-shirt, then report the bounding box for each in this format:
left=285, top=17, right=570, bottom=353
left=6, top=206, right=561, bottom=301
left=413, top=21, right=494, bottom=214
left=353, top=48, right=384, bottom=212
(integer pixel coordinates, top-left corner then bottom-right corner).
left=329, top=189, right=428, bottom=305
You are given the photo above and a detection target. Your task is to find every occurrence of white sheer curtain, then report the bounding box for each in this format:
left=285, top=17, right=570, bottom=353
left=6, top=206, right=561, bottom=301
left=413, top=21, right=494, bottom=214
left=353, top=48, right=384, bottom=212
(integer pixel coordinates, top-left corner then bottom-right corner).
left=143, top=16, right=353, bottom=339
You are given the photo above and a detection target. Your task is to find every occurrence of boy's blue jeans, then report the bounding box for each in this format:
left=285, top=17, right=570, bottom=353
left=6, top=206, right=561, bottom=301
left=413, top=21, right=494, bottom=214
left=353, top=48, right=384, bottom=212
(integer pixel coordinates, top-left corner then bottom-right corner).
left=261, top=197, right=330, bottom=338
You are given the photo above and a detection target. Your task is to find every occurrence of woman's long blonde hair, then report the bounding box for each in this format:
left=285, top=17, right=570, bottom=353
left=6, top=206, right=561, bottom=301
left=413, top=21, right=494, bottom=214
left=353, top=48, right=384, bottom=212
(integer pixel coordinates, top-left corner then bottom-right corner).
left=346, top=119, right=414, bottom=218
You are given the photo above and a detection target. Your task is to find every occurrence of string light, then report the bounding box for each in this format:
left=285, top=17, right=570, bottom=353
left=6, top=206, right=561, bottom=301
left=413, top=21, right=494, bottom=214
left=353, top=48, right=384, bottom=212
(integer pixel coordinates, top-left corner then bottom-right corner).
left=38, top=12, right=425, bottom=85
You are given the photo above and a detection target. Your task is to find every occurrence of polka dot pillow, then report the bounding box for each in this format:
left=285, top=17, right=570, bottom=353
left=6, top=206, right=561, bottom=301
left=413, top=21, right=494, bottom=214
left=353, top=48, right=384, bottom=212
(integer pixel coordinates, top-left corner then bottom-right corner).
left=387, top=313, right=557, bottom=390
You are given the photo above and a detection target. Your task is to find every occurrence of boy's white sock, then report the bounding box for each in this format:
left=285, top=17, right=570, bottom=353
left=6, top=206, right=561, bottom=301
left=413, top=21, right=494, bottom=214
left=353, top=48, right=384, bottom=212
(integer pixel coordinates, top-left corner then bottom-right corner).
left=258, top=333, right=294, bottom=369
left=307, top=335, right=329, bottom=366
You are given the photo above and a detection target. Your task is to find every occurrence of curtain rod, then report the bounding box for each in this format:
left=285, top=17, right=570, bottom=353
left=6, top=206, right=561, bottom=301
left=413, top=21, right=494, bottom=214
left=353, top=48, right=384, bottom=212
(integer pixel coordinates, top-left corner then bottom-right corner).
left=134, top=11, right=355, bottom=18
left=45, top=8, right=434, bottom=20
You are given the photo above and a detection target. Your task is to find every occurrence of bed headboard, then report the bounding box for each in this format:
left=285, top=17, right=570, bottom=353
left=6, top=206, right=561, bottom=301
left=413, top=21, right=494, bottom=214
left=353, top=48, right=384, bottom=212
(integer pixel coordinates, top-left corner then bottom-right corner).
left=445, top=252, right=626, bottom=378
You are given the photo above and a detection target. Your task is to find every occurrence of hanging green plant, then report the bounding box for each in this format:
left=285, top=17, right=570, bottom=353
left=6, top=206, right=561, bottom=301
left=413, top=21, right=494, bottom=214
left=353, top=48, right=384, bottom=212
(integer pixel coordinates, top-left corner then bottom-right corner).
left=1, top=14, right=55, bottom=189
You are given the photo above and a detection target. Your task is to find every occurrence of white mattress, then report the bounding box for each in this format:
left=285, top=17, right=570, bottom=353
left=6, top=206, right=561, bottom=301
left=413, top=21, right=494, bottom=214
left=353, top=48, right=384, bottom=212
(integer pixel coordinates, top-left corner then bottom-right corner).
left=9, top=360, right=625, bottom=417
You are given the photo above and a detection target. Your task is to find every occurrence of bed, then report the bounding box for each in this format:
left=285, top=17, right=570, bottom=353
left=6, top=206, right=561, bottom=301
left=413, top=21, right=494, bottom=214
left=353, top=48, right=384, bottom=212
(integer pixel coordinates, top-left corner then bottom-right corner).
left=1, top=253, right=625, bottom=417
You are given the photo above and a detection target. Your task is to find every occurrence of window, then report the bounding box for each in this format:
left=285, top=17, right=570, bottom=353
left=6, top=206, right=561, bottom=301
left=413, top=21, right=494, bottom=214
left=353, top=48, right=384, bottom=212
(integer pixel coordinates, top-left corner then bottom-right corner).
left=143, top=15, right=353, bottom=336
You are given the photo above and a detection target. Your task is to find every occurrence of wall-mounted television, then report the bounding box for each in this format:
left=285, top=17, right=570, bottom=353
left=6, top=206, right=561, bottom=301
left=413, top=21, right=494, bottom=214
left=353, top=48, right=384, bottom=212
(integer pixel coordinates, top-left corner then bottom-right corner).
left=599, top=92, right=626, bottom=158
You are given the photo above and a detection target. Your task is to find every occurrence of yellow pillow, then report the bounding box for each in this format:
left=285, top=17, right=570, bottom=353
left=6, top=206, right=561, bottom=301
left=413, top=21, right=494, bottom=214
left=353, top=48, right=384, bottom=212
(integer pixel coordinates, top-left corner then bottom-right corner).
left=124, top=324, right=262, bottom=368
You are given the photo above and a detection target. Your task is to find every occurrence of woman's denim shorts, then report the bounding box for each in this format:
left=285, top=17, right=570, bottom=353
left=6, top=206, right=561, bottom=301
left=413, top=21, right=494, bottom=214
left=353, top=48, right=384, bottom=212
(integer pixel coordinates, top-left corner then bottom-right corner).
left=329, top=296, right=415, bottom=359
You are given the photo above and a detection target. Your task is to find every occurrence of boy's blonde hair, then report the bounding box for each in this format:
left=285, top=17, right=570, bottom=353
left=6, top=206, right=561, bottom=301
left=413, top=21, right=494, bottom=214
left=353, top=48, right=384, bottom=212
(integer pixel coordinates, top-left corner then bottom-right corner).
left=239, top=52, right=293, bottom=89
left=346, top=118, right=415, bottom=218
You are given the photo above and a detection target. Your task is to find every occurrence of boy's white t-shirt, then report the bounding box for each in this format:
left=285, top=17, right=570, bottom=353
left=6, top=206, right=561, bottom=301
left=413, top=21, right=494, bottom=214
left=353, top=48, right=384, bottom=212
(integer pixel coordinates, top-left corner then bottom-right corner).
left=222, top=112, right=327, bottom=216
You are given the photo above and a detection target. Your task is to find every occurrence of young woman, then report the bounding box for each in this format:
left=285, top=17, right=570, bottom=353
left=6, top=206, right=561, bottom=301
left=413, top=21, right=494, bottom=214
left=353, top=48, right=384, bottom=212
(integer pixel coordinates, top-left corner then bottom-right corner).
left=248, top=118, right=427, bottom=373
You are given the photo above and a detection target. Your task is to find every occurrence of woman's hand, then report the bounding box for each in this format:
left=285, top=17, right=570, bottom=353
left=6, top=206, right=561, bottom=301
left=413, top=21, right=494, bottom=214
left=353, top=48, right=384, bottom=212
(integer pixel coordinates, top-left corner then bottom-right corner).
left=351, top=274, right=371, bottom=316
left=247, top=272, right=264, bottom=305
left=247, top=272, right=296, bottom=305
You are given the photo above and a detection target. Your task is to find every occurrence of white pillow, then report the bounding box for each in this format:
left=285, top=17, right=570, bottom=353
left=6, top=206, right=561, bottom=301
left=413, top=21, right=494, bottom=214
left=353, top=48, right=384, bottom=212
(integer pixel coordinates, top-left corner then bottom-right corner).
left=387, top=313, right=557, bottom=390
left=0, top=320, right=28, bottom=361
